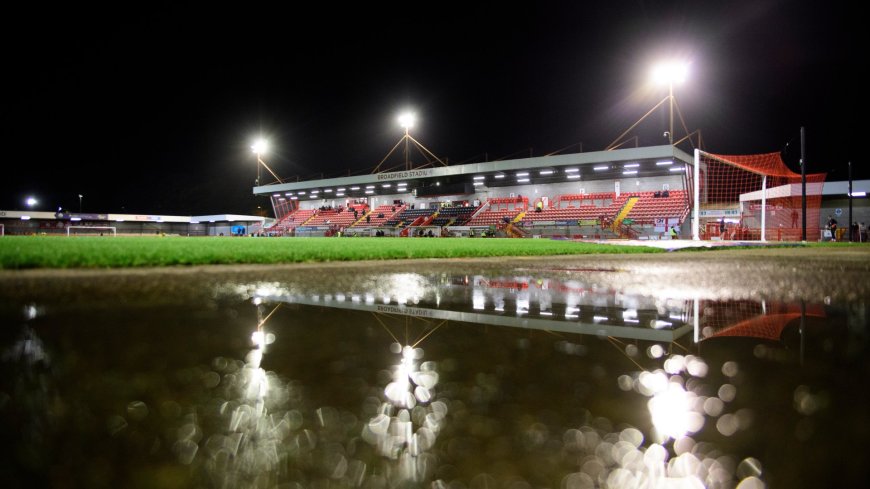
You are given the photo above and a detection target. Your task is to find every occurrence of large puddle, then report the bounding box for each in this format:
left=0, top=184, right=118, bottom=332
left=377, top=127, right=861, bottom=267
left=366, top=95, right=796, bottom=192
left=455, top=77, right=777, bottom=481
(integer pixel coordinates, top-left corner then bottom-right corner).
left=1, top=257, right=868, bottom=488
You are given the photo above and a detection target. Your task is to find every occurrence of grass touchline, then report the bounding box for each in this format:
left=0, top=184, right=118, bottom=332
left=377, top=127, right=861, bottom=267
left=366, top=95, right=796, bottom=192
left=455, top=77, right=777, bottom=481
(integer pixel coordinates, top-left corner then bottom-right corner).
left=0, top=236, right=664, bottom=269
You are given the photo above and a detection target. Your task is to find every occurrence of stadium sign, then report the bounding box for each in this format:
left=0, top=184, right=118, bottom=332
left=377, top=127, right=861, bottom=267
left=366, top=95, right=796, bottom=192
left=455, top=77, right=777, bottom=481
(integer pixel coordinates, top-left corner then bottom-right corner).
left=376, top=304, right=436, bottom=318
left=699, top=209, right=741, bottom=218
left=376, top=169, right=433, bottom=181
left=77, top=213, right=110, bottom=220
left=747, top=203, right=784, bottom=211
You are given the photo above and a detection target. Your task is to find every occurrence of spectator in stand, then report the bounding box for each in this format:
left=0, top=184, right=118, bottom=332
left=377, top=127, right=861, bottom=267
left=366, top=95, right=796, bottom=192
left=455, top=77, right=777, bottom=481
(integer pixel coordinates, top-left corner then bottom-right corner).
left=827, top=215, right=838, bottom=241
left=366, top=214, right=371, bottom=224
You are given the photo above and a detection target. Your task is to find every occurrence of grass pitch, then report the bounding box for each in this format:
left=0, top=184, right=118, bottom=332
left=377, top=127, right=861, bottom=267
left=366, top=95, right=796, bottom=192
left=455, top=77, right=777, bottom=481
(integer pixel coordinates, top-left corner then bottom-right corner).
left=0, top=236, right=666, bottom=269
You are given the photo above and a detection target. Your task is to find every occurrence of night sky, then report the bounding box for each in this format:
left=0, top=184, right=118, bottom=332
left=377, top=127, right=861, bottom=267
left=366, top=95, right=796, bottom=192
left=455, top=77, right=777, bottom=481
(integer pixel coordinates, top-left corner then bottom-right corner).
left=3, top=1, right=859, bottom=216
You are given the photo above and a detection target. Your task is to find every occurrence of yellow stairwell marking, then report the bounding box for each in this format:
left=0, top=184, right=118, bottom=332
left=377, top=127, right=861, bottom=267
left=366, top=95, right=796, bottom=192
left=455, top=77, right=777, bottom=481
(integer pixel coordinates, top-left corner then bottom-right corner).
left=611, top=197, right=639, bottom=232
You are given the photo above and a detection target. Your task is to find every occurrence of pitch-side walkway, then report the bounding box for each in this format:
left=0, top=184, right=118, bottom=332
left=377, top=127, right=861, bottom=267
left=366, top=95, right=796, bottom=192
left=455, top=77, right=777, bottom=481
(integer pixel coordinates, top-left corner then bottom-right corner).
left=574, top=238, right=806, bottom=251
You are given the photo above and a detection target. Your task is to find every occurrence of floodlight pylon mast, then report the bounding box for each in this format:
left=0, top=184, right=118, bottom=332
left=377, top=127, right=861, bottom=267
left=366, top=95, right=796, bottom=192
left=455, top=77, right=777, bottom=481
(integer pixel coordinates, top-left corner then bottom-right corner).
left=607, top=95, right=701, bottom=151
left=371, top=132, right=447, bottom=173
left=404, top=126, right=411, bottom=170
left=606, top=97, right=668, bottom=150
left=257, top=155, right=284, bottom=184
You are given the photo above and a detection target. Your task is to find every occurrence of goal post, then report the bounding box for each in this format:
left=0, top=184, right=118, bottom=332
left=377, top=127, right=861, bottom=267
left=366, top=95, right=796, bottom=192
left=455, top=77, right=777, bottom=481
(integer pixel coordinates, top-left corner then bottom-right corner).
left=693, top=150, right=825, bottom=242
left=0, top=223, right=4, bottom=236
left=66, top=226, right=117, bottom=237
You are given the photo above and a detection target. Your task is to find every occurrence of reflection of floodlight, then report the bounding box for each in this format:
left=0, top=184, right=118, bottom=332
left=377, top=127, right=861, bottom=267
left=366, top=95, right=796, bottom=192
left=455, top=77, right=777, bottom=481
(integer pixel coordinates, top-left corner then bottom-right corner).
left=398, top=112, right=416, bottom=130
left=251, top=139, right=268, bottom=154
left=26, top=197, right=37, bottom=207
left=652, top=61, right=689, bottom=85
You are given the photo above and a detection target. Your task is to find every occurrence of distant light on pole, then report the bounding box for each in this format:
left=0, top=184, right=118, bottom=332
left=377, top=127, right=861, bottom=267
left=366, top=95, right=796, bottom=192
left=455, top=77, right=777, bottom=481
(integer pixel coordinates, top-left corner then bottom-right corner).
left=78, top=194, right=83, bottom=213
left=652, top=61, right=689, bottom=146
left=652, top=61, right=689, bottom=85
left=251, top=139, right=268, bottom=155
left=26, top=197, right=38, bottom=207
left=251, top=139, right=268, bottom=186
left=398, top=112, right=416, bottom=170
left=398, top=112, right=416, bottom=132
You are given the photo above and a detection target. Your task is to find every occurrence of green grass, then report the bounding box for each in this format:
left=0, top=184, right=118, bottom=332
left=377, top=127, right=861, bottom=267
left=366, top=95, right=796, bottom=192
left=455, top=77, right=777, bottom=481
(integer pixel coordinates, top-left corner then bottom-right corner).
left=0, top=236, right=666, bottom=269
left=805, top=241, right=868, bottom=248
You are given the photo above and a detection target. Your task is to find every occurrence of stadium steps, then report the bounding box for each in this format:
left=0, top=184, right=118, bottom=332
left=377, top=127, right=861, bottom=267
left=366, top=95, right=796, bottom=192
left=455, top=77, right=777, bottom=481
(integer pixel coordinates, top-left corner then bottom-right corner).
left=505, top=223, right=528, bottom=238
left=300, top=213, right=318, bottom=226
left=611, top=197, right=639, bottom=232
left=467, top=203, right=489, bottom=222
left=421, top=211, right=439, bottom=226
left=351, top=213, right=367, bottom=227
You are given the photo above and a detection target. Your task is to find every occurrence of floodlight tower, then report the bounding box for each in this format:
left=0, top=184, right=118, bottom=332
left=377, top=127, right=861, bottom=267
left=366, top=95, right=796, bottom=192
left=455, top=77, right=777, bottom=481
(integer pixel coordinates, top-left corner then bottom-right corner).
left=371, top=111, right=446, bottom=174
left=398, top=112, right=416, bottom=170
left=652, top=61, right=689, bottom=146
left=251, top=138, right=283, bottom=185
left=251, top=139, right=268, bottom=186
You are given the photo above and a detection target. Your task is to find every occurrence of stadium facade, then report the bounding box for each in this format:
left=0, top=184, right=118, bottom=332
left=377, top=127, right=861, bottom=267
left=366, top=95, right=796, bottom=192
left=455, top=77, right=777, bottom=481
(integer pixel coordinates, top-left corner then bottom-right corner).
left=255, top=145, right=694, bottom=239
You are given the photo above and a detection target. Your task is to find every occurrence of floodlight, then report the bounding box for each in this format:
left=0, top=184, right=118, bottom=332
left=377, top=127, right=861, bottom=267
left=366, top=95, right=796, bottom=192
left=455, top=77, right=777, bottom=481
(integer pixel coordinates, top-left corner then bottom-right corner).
left=398, top=112, right=416, bottom=130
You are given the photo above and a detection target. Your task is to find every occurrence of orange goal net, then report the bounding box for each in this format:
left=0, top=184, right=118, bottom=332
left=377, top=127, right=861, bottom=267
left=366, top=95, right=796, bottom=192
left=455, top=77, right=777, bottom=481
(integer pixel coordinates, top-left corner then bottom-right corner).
left=693, top=151, right=826, bottom=241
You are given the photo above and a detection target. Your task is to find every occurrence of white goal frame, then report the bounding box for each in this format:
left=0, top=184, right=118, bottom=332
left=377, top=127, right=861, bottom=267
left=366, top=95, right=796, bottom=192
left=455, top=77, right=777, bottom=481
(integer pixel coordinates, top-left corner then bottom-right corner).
left=694, top=148, right=770, bottom=241
left=0, top=223, right=4, bottom=236
left=66, top=226, right=117, bottom=236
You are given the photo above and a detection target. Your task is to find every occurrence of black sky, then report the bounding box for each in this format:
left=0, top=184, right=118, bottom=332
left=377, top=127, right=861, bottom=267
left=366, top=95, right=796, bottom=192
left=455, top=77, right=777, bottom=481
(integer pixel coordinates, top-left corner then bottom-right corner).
left=3, top=1, right=860, bottom=215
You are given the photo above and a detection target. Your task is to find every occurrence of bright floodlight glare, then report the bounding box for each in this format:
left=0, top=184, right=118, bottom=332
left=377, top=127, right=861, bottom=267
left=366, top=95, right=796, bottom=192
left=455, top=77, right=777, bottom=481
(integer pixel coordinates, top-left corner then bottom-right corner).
left=652, top=61, right=689, bottom=84
left=251, top=139, right=268, bottom=154
left=26, top=197, right=37, bottom=207
left=398, top=112, right=416, bottom=129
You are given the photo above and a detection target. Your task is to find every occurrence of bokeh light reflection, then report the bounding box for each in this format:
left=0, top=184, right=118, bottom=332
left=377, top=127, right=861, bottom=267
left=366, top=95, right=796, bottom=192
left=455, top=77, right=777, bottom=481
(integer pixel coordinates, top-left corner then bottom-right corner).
left=363, top=342, right=445, bottom=486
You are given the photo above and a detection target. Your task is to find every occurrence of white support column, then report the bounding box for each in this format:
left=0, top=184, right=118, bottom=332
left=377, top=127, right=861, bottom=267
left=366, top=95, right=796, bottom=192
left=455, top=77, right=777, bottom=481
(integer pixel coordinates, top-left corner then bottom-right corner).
left=760, top=175, right=767, bottom=241
left=693, top=149, right=701, bottom=240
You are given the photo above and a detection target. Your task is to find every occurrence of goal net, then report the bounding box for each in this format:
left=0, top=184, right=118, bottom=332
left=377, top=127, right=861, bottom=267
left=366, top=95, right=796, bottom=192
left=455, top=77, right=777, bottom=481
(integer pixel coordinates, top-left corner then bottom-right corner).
left=66, top=226, right=117, bottom=237
left=697, top=300, right=825, bottom=342
left=693, top=151, right=825, bottom=241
